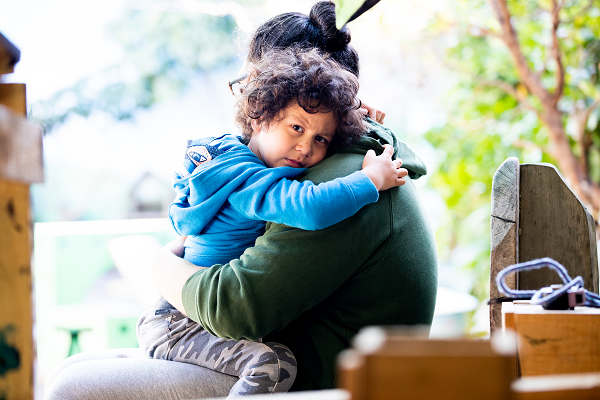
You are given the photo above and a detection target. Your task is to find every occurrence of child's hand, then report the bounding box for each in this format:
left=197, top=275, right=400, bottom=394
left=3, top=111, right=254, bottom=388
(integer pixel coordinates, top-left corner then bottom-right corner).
left=361, top=144, right=408, bottom=191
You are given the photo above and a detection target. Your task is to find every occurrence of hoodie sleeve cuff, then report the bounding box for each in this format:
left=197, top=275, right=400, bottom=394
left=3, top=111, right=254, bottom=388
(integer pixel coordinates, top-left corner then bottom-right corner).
left=344, top=170, right=379, bottom=209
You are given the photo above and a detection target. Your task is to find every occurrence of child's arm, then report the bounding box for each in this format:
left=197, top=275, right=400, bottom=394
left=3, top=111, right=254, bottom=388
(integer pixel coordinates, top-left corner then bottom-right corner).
left=228, top=144, right=407, bottom=231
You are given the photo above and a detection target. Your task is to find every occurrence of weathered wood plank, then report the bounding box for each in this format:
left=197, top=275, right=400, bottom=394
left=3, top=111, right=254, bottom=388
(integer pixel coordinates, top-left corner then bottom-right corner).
left=518, top=163, right=599, bottom=294
left=513, top=306, right=600, bottom=377
left=0, top=180, right=34, bottom=400
left=0, top=104, right=43, bottom=184
left=490, top=157, right=520, bottom=334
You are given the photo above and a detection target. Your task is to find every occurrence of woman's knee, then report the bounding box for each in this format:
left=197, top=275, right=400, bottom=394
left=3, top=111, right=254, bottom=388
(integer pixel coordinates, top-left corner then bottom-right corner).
left=45, top=363, right=92, bottom=400
left=45, top=349, right=144, bottom=399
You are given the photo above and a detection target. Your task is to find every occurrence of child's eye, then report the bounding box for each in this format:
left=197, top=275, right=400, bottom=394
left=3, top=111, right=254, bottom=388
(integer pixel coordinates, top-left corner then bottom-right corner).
left=291, top=125, right=304, bottom=133
left=315, top=136, right=329, bottom=145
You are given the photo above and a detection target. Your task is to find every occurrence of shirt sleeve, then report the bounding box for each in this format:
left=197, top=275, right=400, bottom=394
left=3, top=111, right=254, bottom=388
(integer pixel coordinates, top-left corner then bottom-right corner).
left=180, top=189, right=393, bottom=340
left=227, top=170, right=379, bottom=231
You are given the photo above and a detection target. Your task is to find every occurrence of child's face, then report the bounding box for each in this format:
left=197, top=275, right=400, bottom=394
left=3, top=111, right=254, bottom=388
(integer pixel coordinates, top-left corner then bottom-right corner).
left=248, top=102, right=337, bottom=168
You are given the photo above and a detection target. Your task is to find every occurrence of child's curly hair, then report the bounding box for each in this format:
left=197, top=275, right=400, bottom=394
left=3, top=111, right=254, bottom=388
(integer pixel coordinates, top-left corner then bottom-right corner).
left=234, top=48, right=365, bottom=151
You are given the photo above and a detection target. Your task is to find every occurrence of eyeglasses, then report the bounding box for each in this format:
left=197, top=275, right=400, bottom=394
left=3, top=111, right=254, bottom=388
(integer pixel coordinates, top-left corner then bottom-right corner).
left=228, top=73, right=249, bottom=96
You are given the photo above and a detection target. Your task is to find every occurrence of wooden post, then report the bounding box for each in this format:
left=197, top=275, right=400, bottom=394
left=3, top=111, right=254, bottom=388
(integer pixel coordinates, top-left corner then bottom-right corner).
left=490, top=157, right=520, bottom=334
left=490, top=159, right=599, bottom=336
left=0, top=82, right=43, bottom=400
left=518, top=163, right=598, bottom=294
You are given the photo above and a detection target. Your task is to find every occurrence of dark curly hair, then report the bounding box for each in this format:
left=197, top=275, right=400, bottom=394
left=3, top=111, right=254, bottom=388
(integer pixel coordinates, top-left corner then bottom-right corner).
left=234, top=48, right=365, bottom=151
left=248, top=1, right=360, bottom=77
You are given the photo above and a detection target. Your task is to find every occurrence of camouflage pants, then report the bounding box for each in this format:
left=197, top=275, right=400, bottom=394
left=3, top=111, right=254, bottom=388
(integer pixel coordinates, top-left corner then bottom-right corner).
left=136, top=298, right=297, bottom=397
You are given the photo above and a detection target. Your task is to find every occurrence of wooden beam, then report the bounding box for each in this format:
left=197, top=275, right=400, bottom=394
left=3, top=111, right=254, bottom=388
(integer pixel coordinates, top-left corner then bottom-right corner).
left=490, top=157, right=520, bottom=334
left=0, top=180, right=34, bottom=399
left=0, top=84, right=26, bottom=116
left=513, top=372, right=600, bottom=400
left=514, top=305, right=600, bottom=376
left=338, top=328, right=516, bottom=400
left=0, top=82, right=40, bottom=400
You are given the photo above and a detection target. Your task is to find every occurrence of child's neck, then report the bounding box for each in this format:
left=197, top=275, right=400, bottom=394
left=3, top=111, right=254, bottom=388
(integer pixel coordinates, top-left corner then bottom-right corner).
left=247, top=137, right=265, bottom=165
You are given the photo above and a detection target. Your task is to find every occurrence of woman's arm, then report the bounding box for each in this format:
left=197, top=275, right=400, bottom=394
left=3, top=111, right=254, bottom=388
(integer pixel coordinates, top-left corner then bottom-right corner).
left=150, top=236, right=206, bottom=314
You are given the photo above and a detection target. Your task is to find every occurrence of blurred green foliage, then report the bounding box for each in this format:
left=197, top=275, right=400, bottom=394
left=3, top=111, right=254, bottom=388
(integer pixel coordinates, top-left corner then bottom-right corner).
left=426, top=0, right=600, bottom=300
left=31, top=8, right=238, bottom=133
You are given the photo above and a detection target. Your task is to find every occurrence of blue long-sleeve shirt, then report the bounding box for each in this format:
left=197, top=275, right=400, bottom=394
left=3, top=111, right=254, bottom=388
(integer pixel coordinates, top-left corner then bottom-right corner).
left=169, top=134, right=379, bottom=266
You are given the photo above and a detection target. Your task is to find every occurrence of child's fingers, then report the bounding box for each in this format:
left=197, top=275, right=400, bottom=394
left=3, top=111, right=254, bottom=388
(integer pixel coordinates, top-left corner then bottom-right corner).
left=381, top=144, right=394, bottom=157
left=363, top=149, right=376, bottom=166
left=396, top=168, right=408, bottom=187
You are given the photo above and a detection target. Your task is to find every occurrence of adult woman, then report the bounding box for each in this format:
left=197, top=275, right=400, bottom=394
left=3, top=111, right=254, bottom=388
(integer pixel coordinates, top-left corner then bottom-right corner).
left=45, top=2, right=437, bottom=399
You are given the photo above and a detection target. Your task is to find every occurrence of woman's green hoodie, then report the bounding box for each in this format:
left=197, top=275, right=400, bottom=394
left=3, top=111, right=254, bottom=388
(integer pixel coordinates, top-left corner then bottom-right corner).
left=182, top=120, right=438, bottom=390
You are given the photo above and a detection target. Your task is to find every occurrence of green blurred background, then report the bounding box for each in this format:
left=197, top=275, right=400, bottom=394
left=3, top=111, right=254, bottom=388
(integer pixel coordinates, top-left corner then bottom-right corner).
left=2, top=0, right=599, bottom=397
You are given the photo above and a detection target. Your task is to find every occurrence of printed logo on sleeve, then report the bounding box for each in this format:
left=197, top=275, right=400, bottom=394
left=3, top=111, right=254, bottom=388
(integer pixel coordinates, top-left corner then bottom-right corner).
left=176, top=137, right=227, bottom=178
left=187, top=145, right=213, bottom=166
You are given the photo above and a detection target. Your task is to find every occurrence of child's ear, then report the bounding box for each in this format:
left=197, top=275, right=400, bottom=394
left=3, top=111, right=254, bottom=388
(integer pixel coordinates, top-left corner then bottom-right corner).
left=251, top=119, right=262, bottom=133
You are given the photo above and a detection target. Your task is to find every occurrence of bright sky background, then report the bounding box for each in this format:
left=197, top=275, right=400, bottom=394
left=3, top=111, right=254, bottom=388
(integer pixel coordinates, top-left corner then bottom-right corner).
left=1, top=0, right=125, bottom=101
left=1, top=0, right=450, bottom=222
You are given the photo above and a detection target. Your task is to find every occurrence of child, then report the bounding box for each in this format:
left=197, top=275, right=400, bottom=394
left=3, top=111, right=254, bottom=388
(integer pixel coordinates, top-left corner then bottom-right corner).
left=136, top=48, right=407, bottom=397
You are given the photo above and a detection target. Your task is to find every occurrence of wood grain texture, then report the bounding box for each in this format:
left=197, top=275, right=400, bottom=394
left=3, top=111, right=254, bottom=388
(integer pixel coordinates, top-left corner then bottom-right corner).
left=365, top=355, right=514, bottom=400
left=0, top=104, right=43, bottom=184
left=514, top=306, right=600, bottom=377
left=518, top=163, right=599, bottom=294
left=338, top=333, right=516, bottom=400
left=490, top=157, right=520, bottom=334
left=0, top=181, right=34, bottom=400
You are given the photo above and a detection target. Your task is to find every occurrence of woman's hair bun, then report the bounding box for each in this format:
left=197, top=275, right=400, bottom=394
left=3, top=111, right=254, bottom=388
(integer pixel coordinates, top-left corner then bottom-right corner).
left=308, top=1, right=351, bottom=52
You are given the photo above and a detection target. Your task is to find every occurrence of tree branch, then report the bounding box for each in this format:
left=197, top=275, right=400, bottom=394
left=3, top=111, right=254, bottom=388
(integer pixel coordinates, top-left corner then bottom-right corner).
left=576, top=98, right=600, bottom=176
left=487, top=0, right=551, bottom=103
left=549, top=0, right=565, bottom=107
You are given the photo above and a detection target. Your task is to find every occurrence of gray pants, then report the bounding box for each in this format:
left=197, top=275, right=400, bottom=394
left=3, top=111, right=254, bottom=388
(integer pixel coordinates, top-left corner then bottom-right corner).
left=136, top=298, right=297, bottom=397
left=44, top=348, right=238, bottom=399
